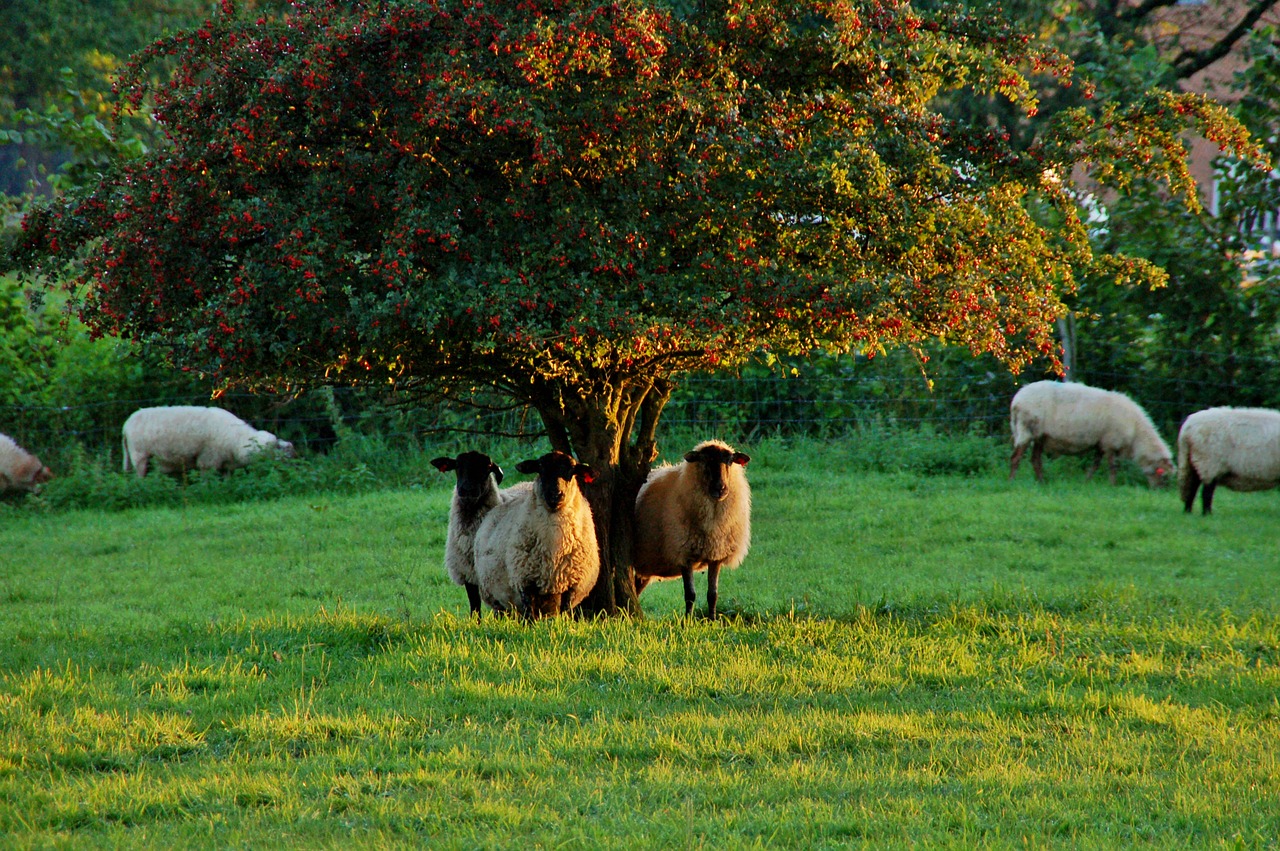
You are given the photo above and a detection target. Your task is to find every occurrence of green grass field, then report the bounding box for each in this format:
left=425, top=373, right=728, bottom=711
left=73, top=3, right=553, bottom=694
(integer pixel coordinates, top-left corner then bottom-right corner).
left=1, top=437, right=1278, bottom=848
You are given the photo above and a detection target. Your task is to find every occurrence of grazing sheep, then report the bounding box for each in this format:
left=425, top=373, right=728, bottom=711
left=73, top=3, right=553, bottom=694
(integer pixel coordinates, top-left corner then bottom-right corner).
left=1009, top=381, right=1172, bottom=488
left=473, top=451, right=599, bottom=619
left=1177, top=406, right=1280, bottom=515
left=122, top=406, right=295, bottom=478
left=633, top=439, right=751, bottom=618
left=0, top=433, right=53, bottom=493
left=431, top=451, right=505, bottom=616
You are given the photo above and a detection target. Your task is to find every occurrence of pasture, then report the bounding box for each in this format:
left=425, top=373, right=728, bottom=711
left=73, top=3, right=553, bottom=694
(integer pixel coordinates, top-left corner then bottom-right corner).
left=1, top=435, right=1277, bottom=848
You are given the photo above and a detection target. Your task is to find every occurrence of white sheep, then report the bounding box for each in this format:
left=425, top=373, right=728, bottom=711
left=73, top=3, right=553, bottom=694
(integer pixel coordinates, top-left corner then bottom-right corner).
left=122, top=406, right=295, bottom=478
left=473, top=451, right=599, bottom=619
left=1177, top=406, right=1280, bottom=515
left=0, top=433, right=53, bottom=493
left=1009, top=380, right=1173, bottom=488
left=633, top=439, right=751, bottom=618
left=431, top=451, right=506, bottom=616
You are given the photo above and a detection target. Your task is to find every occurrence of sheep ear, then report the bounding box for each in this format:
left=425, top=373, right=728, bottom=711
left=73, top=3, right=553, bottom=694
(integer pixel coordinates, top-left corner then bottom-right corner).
left=516, top=459, right=540, bottom=475
left=683, top=451, right=700, bottom=463
left=732, top=452, right=750, bottom=467
left=491, top=464, right=504, bottom=484
left=575, top=464, right=595, bottom=484
left=431, top=457, right=456, bottom=473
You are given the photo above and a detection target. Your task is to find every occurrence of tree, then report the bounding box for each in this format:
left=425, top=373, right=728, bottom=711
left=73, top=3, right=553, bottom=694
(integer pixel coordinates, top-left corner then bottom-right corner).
left=1068, top=26, right=1280, bottom=426
left=10, top=0, right=1261, bottom=614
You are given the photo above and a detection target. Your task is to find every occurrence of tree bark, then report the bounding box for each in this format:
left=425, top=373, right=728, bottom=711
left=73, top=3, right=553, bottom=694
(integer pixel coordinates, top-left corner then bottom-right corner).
left=531, top=375, right=672, bottom=617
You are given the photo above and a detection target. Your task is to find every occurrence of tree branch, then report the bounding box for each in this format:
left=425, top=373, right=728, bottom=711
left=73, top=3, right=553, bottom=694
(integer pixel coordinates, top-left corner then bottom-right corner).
left=1171, top=0, right=1280, bottom=80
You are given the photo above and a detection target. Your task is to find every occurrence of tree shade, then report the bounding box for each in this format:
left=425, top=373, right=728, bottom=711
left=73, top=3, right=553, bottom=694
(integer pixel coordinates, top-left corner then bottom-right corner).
left=10, top=0, right=1262, bottom=614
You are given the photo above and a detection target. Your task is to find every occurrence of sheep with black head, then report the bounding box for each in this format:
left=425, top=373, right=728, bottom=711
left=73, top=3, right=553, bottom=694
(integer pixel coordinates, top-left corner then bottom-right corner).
left=473, top=451, right=599, bottom=619
left=431, top=451, right=506, bottom=616
left=633, top=439, right=752, bottom=618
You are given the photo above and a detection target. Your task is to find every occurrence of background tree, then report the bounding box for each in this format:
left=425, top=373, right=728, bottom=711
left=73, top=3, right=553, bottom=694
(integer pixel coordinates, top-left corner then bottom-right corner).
left=1067, top=26, right=1280, bottom=430
left=0, top=0, right=293, bottom=204
left=10, top=0, right=1260, bottom=614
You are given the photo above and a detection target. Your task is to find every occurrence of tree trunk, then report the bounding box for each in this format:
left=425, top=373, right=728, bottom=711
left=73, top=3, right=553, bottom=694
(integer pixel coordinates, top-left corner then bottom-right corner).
left=531, top=375, right=672, bottom=617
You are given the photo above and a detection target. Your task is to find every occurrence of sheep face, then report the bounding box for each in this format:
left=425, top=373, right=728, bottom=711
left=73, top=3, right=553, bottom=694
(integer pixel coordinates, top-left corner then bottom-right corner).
left=683, top=444, right=750, bottom=502
left=432, top=451, right=504, bottom=505
left=515, top=451, right=593, bottom=514
left=1145, top=459, right=1173, bottom=489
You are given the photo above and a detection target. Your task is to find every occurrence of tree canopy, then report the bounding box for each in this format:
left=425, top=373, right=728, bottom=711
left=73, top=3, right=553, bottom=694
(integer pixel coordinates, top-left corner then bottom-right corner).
left=9, top=0, right=1264, bottom=612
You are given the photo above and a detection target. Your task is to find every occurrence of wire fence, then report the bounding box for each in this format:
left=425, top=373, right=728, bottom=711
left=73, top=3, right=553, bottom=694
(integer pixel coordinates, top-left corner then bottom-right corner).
left=3, top=340, right=1278, bottom=472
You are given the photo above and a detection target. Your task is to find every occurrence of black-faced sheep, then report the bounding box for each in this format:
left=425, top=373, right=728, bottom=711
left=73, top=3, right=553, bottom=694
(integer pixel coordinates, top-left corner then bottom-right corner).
left=0, top=433, right=53, bottom=493
left=1178, top=406, right=1280, bottom=515
left=633, top=439, right=751, bottom=618
left=473, top=451, right=599, bottom=619
left=122, top=406, right=295, bottom=478
left=1009, top=381, right=1172, bottom=488
left=431, top=451, right=505, bottom=616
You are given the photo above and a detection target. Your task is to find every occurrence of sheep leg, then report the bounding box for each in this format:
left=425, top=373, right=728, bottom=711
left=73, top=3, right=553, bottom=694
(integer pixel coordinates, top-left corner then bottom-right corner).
left=1181, top=466, right=1202, bottom=513
left=682, top=566, right=697, bottom=617
left=1201, top=480, right=1217, bottom=515
left=706, top=563, right=722, bottom=620
left=560, top=589, right=574, bottom=616
left=1009, top=443, right=1027, bottom=480
left=1084, top=449, right=1101, bottom=481
left=135, top=455, right=149, bottom=478
left=1030, top=439, right=1046, bottom=482
left=464, top=582, right=482, bottom=617
left=1106, top=450, right=1118, bottom=485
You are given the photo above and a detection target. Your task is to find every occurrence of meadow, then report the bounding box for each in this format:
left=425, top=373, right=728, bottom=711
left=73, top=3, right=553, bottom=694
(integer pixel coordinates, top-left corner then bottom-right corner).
left=1, top=434, right=1278, bottom=848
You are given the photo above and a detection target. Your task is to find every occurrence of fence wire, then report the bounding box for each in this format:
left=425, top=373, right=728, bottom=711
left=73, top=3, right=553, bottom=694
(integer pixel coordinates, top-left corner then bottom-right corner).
left=2, top=342, right=1276, bottom=465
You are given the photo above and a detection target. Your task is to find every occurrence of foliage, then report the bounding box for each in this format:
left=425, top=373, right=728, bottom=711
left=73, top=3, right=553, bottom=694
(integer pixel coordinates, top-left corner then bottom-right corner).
left=0, top=0, right=294, bottom=200
left=1066, top=27, right=1280, bottom=425
left=12, top=1, right=1258, bottom=392
left=1, top=453, right=1279, bottom=844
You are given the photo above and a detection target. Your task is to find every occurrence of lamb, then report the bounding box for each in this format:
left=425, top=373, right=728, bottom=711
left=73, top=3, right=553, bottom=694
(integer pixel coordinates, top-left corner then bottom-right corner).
left=1009, top=380, right=1173, bottom=488
left=473, top=450, right=599, bottom=619
left=633, top=439, right=751, bottom=618
left=1177, top=406, right=1280, bottom=515
left=122, top=405, right=295, bottom=478
left=431, top=451, right=506, bottom=616
left=0, top=433, right=53, bottom=493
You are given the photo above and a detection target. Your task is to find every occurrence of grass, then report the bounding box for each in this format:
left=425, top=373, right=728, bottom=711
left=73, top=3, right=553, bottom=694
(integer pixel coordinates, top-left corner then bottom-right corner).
left=1, top=435, right=1278, bottom=848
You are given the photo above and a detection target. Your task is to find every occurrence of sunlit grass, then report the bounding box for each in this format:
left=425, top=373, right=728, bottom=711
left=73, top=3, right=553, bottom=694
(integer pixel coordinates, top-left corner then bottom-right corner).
left=1, top=436, right=1278, bottom=846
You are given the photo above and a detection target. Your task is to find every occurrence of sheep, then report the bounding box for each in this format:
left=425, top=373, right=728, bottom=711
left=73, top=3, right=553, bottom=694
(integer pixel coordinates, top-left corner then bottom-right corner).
left=430, top=451, right=505, bottom=616
left=0, top=433, right=53, bottom=493
left=1177, top=406, right=1280, bottom=515
left=122, top=405, right=295, bottom=478
left=633, top=439, right=751, bottom=618
left=473, top=451, right=599, bottom=619
left=1009, top=380, right=1173, bottom=488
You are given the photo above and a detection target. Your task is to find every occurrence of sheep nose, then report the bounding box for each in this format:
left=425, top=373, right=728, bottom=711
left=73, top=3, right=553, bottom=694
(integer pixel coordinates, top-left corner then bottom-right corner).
left=545, top=494, right=564, bottom=511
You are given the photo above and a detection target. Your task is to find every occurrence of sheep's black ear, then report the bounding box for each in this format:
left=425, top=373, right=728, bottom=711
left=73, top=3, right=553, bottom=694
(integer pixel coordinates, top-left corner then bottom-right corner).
left=575, top=464, right=595, bottom=484
left=732, top=452, right=750, bottom=466
left=431, top=457, right=456, bottom=473
left=491, top=463, right=504, bottom=484
left=683, top=450, right=700, bottom=463
left=515, top=459, right=540, bottom=475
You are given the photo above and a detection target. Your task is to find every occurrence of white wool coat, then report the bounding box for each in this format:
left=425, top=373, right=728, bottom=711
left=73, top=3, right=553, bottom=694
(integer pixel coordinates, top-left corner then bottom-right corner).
left=0, top=433, right=52, bottom=493
left=122, top=406, right=294, bottom=477
left=1178, top=407, right=1280, bottom=493
left=1010, top=381, right=1172, bottom=477
left=473, top=480, right=598, bottom=613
